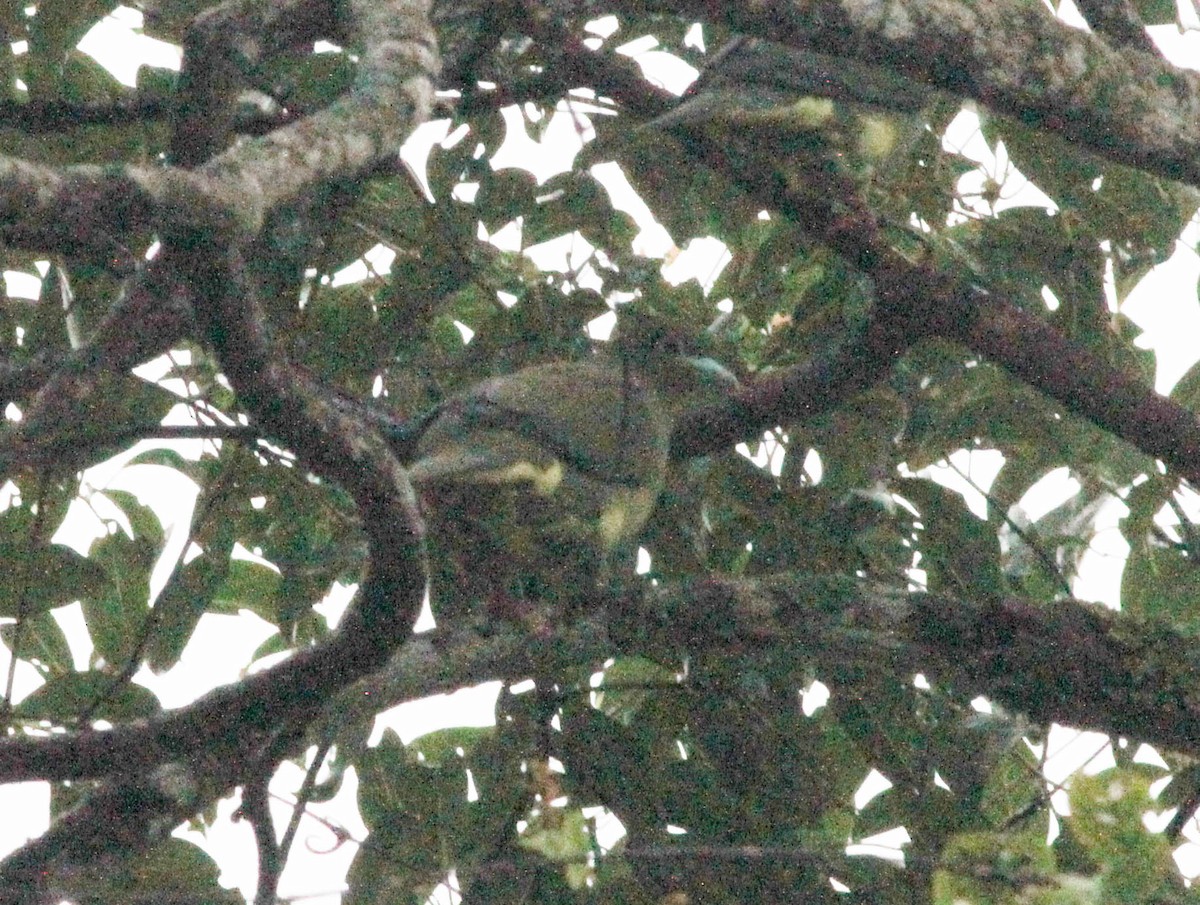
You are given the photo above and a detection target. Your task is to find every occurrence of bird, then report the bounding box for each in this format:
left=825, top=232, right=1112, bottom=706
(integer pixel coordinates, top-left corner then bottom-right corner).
left=643, top=37, right=930, bottom=132
left=406, top=333, right=735, bottom=623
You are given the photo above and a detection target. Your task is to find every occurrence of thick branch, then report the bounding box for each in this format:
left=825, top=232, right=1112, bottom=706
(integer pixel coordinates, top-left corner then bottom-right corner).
left=672, top=126, right=1200, bottom=480
left=8, top=565, right=1196, bottom=891
left=316, top=575, right=1200, bottom=771
left=632, top=0, right=1200, bottom=187
left=0, top=0, right=440, bottom=863
left=623, top=575, right=1200, bottom=758
left=0, top=0, right=439, bottom=431
left=0, top=0, right=437, bottom=252
left=675, top=245, right=1200, bottom=485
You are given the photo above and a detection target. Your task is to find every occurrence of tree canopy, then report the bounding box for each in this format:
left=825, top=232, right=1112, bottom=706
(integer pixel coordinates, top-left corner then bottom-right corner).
left=2, top=1, right=1200, bottom=902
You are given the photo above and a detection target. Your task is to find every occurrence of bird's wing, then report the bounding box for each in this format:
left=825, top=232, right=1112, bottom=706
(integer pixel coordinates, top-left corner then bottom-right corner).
left=413, top=362, right=671, bottom=489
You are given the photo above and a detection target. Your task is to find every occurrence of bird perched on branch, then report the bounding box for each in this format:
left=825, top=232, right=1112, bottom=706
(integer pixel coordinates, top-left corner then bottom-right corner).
left=631, top=37, right=922, bottom=174
left=645, top=37, right=930, bottom=132
left=406, top=321, right=735, bottom=623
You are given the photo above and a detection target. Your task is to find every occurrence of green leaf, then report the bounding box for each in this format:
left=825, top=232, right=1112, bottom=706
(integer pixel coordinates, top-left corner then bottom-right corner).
left=258, top=47, right=355, bottom=113
left=64, top=837, right=242, bottom=904
left=478, top=168, right=540, bottom=226
left=803, top=387, right=907, bottom=494
left=559, top=703, right=662, bottom=837
left=60, top=50, right=123, bottom=104
left=1121, top=538, right=1200, bottom=630
left=294, top=282, right=386, bottom=383
left=26, top=0, right=116, bottom=101
left=519, top=807, right=590, bottom=864
left=0, top=612, right=72, bottom=673
left=1171, top=356, right=1200, bottom=413
left=145, top=549, right=232, bottom=672
left=407, top=725, right=491, bottom=767
left=81, top=492, right=162, bottom=666
left=1070, top=769, right=1179, bottom=903
left=102, top=490, right=166, bottom=549
left=15, top=670, right=159, bottom=724
left=0, top=542, right=108, bottom=618
left=345, top=825, right=436, bottom=905
left=899, top=478, right=1007, bottom=599
left=1131, top=0, right=1179, bottom=23
left=353, top=735, right=463, bottom=899
left=127, top=447, right=192, bottom=471
left=979, top=114, right=1097, bottom=209
left=0, top=506, right=108, bottom=618
left=211, top=559, right=281, bottom=616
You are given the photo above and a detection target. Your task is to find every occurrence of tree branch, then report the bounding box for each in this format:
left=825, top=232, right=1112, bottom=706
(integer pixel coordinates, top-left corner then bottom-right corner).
left=629, top=0, right=1200, bottom=188
left=0, top=4, right=440, bottom=892
left=620, top=574, right=1200, bottom=759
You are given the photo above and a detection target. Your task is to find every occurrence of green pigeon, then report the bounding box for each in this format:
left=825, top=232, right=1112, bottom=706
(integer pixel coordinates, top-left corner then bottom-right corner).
left=408, top=345, right=734, bottom=622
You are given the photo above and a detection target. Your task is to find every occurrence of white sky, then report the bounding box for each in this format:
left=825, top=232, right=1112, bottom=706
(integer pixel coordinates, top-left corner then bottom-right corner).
left=4, top=3, right=1200, bottom=901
